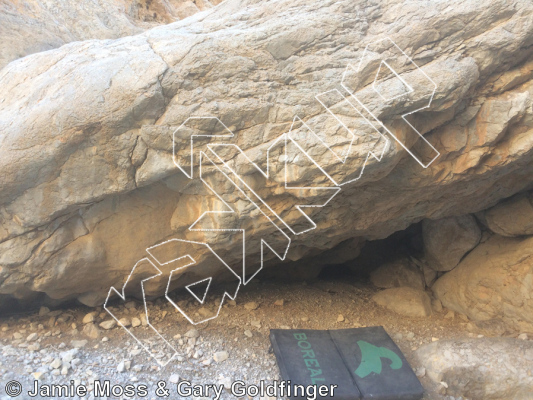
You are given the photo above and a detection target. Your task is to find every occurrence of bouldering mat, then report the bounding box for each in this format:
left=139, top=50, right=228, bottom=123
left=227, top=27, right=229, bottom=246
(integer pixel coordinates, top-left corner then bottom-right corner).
left=269, top=327, right=423, bottom=400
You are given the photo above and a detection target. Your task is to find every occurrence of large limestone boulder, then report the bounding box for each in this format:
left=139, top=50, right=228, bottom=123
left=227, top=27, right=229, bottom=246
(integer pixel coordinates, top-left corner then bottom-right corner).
left=433, top=235, right=533, bottom=332
left=370, top=258, right=425, bottom=291
left=1, top=0, right=533, bottom=308
left=416, top=338, right=533, bottom=400
left=372, top=287, right=432, bottom=318
left=422, top=215, right=482, bottom=271
left=481, top=191, right=533, bottom=237
left=0, top=0, right=218, bottom=70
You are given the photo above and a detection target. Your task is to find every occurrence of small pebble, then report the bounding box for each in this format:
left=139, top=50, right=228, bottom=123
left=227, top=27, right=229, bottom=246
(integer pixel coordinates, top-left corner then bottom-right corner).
left=213, top=351, right=229, bottom=363
left=244, top=302, right=259, bottom=311
left=99, top=320, right=116, bottom=330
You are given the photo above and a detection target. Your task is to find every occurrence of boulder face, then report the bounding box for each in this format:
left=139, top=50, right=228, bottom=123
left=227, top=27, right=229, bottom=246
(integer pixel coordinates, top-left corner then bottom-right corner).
left=416, top=338, right=533, bottom=400
left=1, top=0, right=533, bottom=309
left=0, top=0, right=218, bottom=70
left=481, top=192, right=533, bottom=237
left=370, top=258, right=425, bottom=291
left=422, top=215, right=482, bottom=272
left=372, top=287, right=432, bottom=318
left=433, top=235, right=533, bottom=333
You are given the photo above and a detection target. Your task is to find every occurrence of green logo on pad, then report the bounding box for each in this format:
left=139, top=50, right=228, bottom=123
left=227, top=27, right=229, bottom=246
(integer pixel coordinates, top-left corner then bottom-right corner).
left=355, top=340, right=403, bottom=378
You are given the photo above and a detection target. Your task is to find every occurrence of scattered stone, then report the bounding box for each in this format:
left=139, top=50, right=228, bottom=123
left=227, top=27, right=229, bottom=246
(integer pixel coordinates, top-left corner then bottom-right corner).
left=50, top=358, right=61, bottom=369
left=39, top=307, right=50, bottom=316
left=227, top=300, right=237, bottom=307
left=274, top=299, right=284, bottom=306
left=218, top=376, right=232, bottom=390
left=337, top=314, right=345, bottom=323
left=213, top=351, right=229, bottom=363
left=26, top=333, right=38, bottom=341
left=251, top=320, right=261, bottom=329
left=13, top=332, right=22, bottom=340
left=185, top=329, right=199, bottom=339
left=99, top=320, right=116, bottom=330
left=415, top=367, right=426, bottom=378
left=82, top=312, right=97, bottom=324
left=301, top=316, right=309, bottom=322
left=118, top=317, right=131, bottom=327
left=370, top=258, right=425, bottom=291
left=372, top=287, right=433, bottom=318
left=518, top=333, right=528, bottom=340
left=124, top=301, right=137, bottom=309
left=244, top=330, right=253, bottom=338
left=198, top=308, right=213, bottom=318
left=102, top=336, right=109, bottom=342
left=244, top=302, right=259, bottom=311
left=71, top=340, right=88, bottom=348
left=131, top=317, right=141, bottom=328
left=117, top=361, right=126, bottom=373
left=169, top=374, right=180, bottom=384
left=61, top=349, right=79, bottom=364
left=444, top=310, right=455, bottom=319
left=27, top=343, right=40, bottom=351
left=82, top=323, right=100, bottom=339
left=32, top=372, right=44, bottom=380
left=140, top=315, right=148, bottom=326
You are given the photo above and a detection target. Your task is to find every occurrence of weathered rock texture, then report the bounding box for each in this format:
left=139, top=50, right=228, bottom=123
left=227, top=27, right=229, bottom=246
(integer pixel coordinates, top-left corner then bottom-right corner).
left=422, top=215, right=481, bottom=271
left=370, top=258, right=425, bottom=290
left=372, top=287, right=432, bottom=318
left=433, top=234, right=533, bottom=332
left=480, top=191, right=533, bottom=237
left=0, top=0, right=220, bottom=70
left=416, top=338, right=533, bottom=400
left=1, top=0, right=533, bottom=310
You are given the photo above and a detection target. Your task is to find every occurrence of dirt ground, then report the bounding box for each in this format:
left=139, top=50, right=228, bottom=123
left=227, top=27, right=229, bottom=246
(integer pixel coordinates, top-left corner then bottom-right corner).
left=0, top=272, right=505, bottom=400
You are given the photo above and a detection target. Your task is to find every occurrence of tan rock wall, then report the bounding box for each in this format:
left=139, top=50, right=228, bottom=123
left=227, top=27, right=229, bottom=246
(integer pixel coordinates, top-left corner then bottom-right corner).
left=1, top=0, right=533, bottom=308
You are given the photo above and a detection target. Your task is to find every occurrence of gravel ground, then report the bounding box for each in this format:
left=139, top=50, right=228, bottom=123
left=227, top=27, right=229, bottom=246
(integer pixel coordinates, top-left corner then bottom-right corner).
left=0, top=276, right=519, bottom=400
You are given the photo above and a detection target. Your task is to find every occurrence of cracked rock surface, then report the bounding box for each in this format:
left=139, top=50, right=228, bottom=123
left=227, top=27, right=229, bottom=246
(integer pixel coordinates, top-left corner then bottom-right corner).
left=1, top=0, right=533, bottom=312
left=0, top=0, right=221, bottom=70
